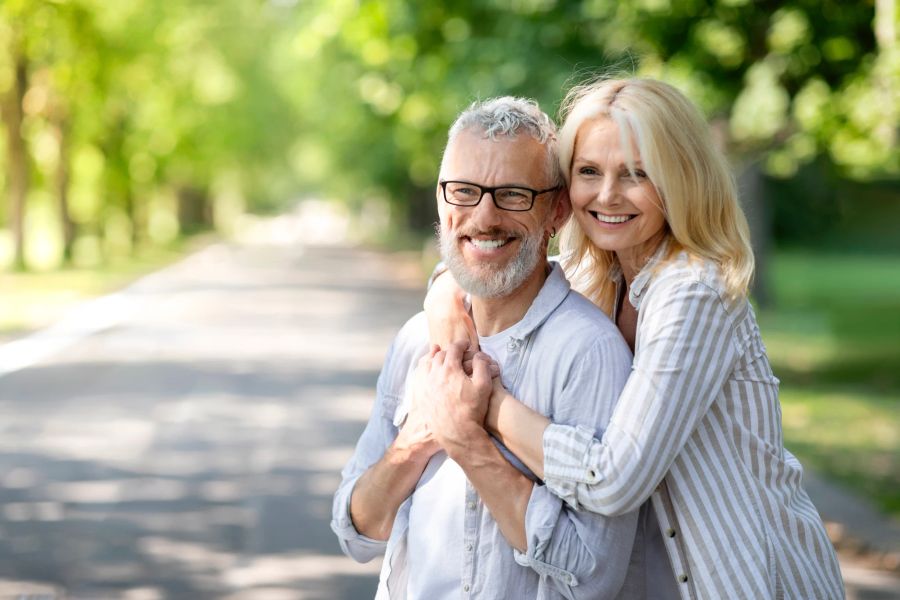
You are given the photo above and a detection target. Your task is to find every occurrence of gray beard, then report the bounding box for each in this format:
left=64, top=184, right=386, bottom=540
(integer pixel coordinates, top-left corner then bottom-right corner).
left=439, top=226, right=545, bottom=299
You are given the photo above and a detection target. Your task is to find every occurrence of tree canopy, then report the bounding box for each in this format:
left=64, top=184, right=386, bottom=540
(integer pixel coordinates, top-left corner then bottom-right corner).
left=1, top=0, right=896, bottom=270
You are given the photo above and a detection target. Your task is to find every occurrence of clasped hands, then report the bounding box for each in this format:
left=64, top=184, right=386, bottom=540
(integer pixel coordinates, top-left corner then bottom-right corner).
left=397, top=340, right=503, bottom=462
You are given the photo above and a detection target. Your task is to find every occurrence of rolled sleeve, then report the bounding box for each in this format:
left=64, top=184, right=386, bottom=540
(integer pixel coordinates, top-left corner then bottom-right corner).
left=331, top=314, right=429, bottom=565
left=514, top=482, right=636, bottom=599
left=542, top=423, right=602, bottom=509
left=330, top=473, right=387, bottom=563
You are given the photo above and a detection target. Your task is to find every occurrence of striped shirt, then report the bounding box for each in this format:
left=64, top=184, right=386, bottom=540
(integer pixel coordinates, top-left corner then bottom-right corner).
left=542, top=246, right=845, bottom=599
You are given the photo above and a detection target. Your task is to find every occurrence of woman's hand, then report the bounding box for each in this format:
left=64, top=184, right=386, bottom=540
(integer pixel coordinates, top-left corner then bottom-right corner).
left=424, top=270, right=478, bottom=351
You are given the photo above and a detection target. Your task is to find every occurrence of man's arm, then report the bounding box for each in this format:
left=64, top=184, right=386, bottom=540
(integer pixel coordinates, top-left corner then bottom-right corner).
left=349, top=408, right=439, bottom=540
left=332, top=320, right=438, bottom=562
left=418, top=338, right=639, bottom=598
left=448, top=423, right=534, bottom=550
left=415, top=343, right=531, bottom=550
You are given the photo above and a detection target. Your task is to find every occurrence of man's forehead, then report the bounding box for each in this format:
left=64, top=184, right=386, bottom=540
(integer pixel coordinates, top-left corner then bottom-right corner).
left=443, top=130, right=548, bottom=169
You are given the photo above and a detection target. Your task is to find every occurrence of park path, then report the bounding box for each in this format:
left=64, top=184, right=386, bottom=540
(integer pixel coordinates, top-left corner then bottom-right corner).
left=0, top=208, right=897, bottom=599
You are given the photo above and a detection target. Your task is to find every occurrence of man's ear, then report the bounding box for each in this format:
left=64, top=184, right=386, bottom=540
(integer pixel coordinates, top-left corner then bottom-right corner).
left=435, top=181, right=445, bottom=215
left=550, top=187, right=572, bottom=233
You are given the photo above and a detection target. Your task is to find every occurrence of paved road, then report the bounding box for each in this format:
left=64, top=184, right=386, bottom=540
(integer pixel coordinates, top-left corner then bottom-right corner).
left=0, top=232, right=897, bottom=599
left=0, top=236, right=423, bottom=599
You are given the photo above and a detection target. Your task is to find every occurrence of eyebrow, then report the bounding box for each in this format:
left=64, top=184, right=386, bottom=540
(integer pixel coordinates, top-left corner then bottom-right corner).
left=573, top=157, right=645, bottom=169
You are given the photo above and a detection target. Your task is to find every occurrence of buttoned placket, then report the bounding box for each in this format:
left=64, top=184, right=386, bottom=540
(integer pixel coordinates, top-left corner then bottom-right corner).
left=459, top=332, right=530, bottom=598
left=652, top=480, right=698, bottom=600
left=462, top=482, right=478, bottom=596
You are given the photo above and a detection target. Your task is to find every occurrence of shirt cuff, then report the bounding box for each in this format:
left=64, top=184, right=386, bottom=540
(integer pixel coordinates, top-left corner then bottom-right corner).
left=542, top=424, right=603, bottom=505
left=513, top=484, right=578, bottom=589
left=331, top=477, right=388, bottom=562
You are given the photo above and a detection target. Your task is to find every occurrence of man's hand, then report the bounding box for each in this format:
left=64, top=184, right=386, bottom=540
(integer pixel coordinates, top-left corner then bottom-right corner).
left=395, top=347, right=443, bottom=462
left=413, top=340, right=493, bottom=459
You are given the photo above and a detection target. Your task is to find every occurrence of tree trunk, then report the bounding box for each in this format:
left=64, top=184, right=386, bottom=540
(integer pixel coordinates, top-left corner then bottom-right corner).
left=177, top=184, right=211, bottom=233
left=2, top=48, right=29, bottom=271
left=54, top=118, right=76, bottom=264
left=737, top=160, right=772, bottom=308
left=405, top=183, right=437, bottom=233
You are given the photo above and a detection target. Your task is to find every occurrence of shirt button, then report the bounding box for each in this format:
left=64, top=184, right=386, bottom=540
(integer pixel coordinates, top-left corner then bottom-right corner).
left=467, top=501, right=476, bottom=510
left=466, top=543, right=474, bottom=552
left=678, top=574, right=689, bottom=583
left=463, top=583, right=471, bottom=592
left=506, top=339, right=519, bottom=351
left=666, top=528, right=676, bottom=538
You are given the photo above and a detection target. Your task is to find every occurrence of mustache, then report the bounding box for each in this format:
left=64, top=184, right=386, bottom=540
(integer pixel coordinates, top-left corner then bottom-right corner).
left=443, top=225, right=523, bottom=240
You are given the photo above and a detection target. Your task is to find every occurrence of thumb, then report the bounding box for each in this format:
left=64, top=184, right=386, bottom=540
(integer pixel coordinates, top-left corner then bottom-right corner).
left=471, top=354, right=491, bottom=390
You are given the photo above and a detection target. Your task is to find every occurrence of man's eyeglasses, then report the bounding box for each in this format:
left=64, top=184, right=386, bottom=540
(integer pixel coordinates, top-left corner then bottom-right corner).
left=440, top=180, right=562, bottom=212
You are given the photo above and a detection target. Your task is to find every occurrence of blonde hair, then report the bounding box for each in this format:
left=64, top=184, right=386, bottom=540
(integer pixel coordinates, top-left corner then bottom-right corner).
left=557, top=77, right=754, bottom=315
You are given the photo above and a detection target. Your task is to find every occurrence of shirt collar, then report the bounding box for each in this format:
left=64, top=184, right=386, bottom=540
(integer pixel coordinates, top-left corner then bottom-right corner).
left=611, top=237, right=671, bottom=310
left=476, top=261, right=571, bottom=343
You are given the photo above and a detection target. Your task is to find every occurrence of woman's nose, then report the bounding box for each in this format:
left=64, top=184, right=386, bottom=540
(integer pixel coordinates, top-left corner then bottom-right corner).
left=597, top=177, right=619, bottom=206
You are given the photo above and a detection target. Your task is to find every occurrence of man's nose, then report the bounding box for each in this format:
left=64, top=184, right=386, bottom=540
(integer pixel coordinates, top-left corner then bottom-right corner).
left=470, top=191, right=503, bottom=226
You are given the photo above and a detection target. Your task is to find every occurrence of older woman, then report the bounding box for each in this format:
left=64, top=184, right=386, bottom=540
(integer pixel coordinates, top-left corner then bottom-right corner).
left=420, top=78, right=844, bottom=599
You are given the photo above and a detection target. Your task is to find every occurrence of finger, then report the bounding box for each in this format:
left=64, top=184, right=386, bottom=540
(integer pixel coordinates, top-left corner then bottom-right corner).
left=462, top=359, right=474, bottom=376
left=491, top=373, right=506, bottom=392
left=429, top=344, right=441, bottom=357
left=445, top=340, right=468, bottom=365
left=432, top=349, right=447, bottom=367
left=471, top=353, right=492, bottom=390
left=462, top=350, right=477, bottom=363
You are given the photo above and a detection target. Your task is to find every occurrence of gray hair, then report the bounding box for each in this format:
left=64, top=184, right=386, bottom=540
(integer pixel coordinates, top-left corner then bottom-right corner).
left=441, top=96, right=563, bottom=187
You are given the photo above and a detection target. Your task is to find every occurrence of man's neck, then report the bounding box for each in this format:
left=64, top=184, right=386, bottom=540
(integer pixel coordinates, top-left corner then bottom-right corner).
left=470, top=263, right=549, bottom=337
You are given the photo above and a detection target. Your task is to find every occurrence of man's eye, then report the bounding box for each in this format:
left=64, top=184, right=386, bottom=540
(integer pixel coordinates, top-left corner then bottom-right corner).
left=498, top=189, right=528, bottom=200
left=634, top=169, right=648, bottom=179
left=453, top=186, right=479, bottom=196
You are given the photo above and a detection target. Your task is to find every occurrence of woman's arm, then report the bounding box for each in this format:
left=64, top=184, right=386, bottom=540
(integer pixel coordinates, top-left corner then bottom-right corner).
left=423, top=267, right=479, bottom=351
left=492, top=278, right=742, bottom=516
left=485, top=378, right=550, bottom=479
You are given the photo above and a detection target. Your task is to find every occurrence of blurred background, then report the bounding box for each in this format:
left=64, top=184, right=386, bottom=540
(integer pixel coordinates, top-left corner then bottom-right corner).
left=0, top=0, right=898, bottom=598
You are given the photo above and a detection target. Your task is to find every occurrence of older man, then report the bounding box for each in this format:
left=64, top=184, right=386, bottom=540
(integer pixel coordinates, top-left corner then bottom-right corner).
left=331, top=98, right=637, bottom=599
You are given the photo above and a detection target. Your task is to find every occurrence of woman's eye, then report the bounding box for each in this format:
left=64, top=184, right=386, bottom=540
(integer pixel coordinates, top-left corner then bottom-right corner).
left=578, top=166, right=597, bottom=176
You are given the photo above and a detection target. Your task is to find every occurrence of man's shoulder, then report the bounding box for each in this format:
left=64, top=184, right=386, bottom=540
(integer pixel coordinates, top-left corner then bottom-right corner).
left=385, top=311, right=429, bottom=366
left=550, top=289, right=621, bottom=338
left=378, top=311, right=429, bottom=397
left=532, top=289, right=631, bottom=359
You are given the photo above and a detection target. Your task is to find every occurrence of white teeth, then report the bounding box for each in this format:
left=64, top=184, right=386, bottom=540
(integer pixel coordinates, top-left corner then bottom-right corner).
left=595, top=213, right=632, bottom=224
left=470, top=238, right=508, bottom=249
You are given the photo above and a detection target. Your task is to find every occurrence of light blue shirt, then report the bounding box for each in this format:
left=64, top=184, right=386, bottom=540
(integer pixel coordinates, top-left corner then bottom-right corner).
left=331, top=263, right=639, bottom=599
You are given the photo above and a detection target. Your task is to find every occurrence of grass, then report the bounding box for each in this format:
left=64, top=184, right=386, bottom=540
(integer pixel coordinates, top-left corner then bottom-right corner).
left=0, top=236, right=214, bottom=343
left=758, top=250, right=900, bottom=517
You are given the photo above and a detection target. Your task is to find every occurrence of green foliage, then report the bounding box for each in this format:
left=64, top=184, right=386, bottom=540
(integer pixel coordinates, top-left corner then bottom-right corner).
left=0, top=0, right=896, bottom=269
left=760, top=251, right=900, bottom=516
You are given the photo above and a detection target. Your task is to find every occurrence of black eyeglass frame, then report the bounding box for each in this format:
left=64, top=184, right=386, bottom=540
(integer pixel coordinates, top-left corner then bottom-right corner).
left=439, top=180, right=562, bottom=212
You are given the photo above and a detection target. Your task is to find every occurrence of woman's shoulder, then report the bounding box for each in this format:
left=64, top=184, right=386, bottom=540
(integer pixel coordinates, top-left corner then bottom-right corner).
left=645, top=251, right=743, bottom=311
